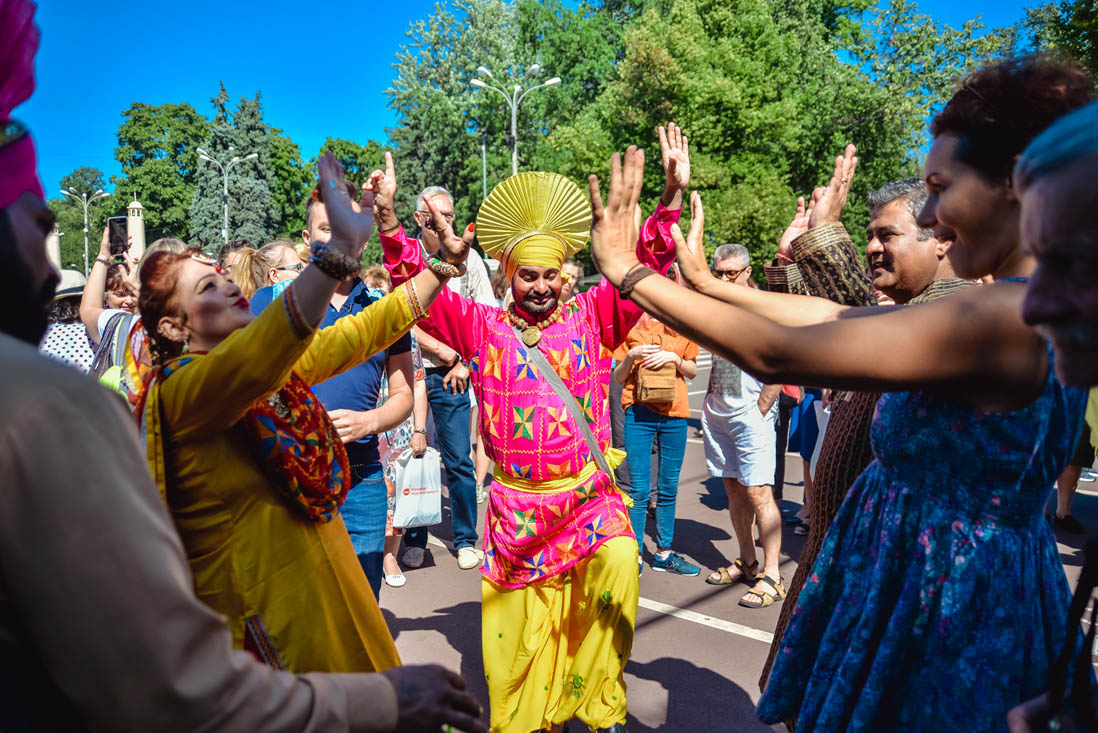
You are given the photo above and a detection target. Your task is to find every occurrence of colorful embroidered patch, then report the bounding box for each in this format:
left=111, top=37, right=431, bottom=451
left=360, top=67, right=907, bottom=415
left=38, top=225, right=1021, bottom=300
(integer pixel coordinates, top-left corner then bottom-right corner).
left=514, top=508, right=537, bottom=538
left=512, top=405, right=535, bottom=440
left=514, top=348, right=538, bottom=380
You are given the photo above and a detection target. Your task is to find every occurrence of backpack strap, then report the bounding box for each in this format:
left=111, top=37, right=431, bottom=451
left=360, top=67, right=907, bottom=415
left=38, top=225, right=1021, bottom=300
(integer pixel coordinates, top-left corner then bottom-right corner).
left=90, top=312, right=125, bottom=378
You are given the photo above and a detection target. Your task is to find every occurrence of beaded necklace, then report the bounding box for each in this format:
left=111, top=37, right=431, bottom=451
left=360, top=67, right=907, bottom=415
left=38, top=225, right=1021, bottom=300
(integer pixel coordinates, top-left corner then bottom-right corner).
left=506, top=301, right=565, bottom=347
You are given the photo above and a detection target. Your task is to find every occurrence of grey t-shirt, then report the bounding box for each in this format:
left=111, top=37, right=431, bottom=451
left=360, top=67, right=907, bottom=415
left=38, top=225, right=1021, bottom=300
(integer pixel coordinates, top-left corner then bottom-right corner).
left=705, top=354, right=768, bottom=419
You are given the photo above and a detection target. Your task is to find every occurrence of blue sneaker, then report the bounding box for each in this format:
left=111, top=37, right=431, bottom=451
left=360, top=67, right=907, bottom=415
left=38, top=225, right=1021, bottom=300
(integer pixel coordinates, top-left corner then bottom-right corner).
left=638, top=558, right=644, bottom=577
left=650, top=552, right=700, bottom=576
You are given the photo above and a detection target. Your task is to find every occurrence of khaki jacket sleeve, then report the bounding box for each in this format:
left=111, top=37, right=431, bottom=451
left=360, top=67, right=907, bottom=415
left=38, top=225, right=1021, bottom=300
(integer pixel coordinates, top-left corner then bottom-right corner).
left=0, top=350, right=398, bottom=732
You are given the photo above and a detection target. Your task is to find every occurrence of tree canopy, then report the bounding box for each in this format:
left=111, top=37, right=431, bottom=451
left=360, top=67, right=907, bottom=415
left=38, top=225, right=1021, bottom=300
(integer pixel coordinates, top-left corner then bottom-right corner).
left=47, top=0, right=1083, bottom=272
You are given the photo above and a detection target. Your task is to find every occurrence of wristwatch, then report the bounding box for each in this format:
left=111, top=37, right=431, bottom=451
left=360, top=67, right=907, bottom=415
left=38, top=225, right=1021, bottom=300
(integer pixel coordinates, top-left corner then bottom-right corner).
left=413, top=429, right=427, bottom=435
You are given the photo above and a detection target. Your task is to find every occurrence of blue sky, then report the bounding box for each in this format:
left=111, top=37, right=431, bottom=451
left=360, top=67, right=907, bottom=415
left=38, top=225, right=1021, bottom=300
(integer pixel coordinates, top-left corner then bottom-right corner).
left=19, top=0, right=1030, bottom=196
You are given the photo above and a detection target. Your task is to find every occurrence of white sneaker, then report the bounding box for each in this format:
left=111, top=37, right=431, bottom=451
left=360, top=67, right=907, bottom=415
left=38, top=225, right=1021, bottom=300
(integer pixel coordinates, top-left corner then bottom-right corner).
left=403, top=547, right=425, bottom=569
left=384, top=572, right=406, bottom=588
left=457, top=546, right=482, bottom=570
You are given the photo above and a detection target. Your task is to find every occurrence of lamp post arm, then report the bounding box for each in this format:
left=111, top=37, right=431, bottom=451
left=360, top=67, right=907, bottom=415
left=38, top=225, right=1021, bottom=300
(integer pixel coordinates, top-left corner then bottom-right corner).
left=477, top=81, right=513, bottom=109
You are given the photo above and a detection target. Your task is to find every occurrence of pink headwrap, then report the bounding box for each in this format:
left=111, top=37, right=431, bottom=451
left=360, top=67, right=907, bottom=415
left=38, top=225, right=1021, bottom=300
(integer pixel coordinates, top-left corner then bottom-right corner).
left=0, top=0, right=43, bottom=209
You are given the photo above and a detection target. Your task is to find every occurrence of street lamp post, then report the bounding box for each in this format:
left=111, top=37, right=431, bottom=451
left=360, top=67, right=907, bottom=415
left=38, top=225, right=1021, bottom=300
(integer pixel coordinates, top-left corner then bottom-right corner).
left=195, top=146, right=259, bottom=242
left=61, top=187, right=108, bottom=276
left=472, top=64, right=561, bottom=175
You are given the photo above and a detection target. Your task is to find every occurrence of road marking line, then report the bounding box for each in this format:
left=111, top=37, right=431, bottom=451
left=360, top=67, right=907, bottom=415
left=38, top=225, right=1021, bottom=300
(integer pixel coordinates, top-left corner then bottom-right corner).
left=423, top=534, right=774, bottom=643
left=637, top=597, right=774, bottom=643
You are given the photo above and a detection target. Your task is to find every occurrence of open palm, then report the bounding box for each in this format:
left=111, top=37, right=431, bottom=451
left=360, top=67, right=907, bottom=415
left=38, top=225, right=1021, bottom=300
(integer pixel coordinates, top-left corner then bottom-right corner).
left=660, top=122, right=690, bottom=190
left=317, top=151, right=376, bottom=257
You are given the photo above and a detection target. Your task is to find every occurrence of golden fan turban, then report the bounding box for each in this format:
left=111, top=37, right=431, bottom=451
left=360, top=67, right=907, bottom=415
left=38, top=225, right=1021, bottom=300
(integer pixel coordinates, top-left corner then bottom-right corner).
left=476, top=171, right=591, bottom=280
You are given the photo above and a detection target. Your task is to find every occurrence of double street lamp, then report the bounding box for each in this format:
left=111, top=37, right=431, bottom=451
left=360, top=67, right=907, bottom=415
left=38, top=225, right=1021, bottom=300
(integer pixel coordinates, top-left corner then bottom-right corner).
left=471, top=65, right=561, bottom=175
left=61, top=187, right=108, bottom=276
left=196, top=146, right=259, bottom=243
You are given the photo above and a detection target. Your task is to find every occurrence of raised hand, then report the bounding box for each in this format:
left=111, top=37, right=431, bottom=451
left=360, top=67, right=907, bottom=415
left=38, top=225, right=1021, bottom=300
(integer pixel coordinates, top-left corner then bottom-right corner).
left=777, top=194, right=816, bottom=260
left=366, top=151, right=399, bottom=232
left=808, top=143, right=857, bottom=228
left=669, top=191, right=710, bottom=290
left=589, top=146, right=646, bottom=286
left=426, top=197, right=472, bottom=267
left=317, top=151, right=376, bottom=259
left=659, top=122, right=690, bottom=209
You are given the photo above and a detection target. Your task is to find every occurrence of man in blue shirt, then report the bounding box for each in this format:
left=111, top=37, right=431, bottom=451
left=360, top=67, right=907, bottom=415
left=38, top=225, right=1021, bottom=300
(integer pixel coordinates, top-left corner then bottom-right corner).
left=249, top=185, right=413, bottom=599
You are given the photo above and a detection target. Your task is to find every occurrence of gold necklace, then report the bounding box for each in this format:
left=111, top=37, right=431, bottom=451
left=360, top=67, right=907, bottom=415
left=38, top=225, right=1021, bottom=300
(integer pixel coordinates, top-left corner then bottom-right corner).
left=507, top=302, right=565, bottom=347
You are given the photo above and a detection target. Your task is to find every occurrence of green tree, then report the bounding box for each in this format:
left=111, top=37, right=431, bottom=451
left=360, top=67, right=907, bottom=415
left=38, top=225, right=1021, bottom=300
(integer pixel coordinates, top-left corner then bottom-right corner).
left=850, top=0, right=1011, bottom=155
left=317, top=137, right=387, bottom=188
left=188, top=84, right=236, bottom=248
left=1025, top=0, right=1098, bottom=75
left=386, top=0, right=520, bottom=230
left=385, top=0, right=620, bottom=231
left=546, top=0, right=1009, bottom=273
left=227, top=92, right=278, bottom=244
left=111, top=102, right=209, bottom=242
left=189, top=86, right=279, bottom=249
left=50, top=167, right=114, bottom=270
left=269, top=129, right=312, bottom=238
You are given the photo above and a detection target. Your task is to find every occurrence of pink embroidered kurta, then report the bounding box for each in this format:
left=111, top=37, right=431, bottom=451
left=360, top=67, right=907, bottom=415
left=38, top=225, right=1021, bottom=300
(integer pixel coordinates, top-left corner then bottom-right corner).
left=382, top=205, right=679, bottom=588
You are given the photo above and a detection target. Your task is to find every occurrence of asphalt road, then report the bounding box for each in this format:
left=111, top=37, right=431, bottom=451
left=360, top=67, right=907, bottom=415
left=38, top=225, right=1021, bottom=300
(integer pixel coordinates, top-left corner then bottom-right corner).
left=378, top=350, right=1097, bottom=732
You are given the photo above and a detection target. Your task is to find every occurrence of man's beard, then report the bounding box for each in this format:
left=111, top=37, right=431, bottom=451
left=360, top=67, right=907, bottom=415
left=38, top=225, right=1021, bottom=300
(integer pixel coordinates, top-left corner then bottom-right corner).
left=521, top=292, right=558, bottom=316
left=0, top=209, right=56, bottom=346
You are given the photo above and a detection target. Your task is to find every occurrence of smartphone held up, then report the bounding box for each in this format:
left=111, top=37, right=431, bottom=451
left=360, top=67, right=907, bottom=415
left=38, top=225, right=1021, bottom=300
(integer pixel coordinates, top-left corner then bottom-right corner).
left=107, top=216, right=128, bottom=257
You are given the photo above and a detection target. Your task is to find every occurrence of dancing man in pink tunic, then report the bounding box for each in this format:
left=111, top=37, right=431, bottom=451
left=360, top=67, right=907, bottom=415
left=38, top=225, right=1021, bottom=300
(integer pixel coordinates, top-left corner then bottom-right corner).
left=373, top=125, right=690, bottom=733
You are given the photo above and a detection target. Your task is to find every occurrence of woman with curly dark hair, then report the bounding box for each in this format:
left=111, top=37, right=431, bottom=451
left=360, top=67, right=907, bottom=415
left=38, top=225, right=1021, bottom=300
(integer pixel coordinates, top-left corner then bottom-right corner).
left=588, top=55, right=1095, bottom=731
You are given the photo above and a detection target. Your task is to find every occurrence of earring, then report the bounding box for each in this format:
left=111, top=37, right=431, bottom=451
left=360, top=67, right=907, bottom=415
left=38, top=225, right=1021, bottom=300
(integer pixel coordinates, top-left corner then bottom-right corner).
left=182, top=335, right=190, bottom=354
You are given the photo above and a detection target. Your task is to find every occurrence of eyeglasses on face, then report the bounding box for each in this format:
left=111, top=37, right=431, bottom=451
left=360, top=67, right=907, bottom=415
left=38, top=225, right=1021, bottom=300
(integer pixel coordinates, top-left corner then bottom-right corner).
left=417, top=210, right=455, bottom=222
left=275, top=264, right=304, bottom=272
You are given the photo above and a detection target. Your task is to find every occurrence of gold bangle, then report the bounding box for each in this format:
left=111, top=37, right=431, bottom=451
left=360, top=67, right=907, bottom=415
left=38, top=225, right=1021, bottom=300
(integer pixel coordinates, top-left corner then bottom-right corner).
left=426, top=256, right=466, bottom=278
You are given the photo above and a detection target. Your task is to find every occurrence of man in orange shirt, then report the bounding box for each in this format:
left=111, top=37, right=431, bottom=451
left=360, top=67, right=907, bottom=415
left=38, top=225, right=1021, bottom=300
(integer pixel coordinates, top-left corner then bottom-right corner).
left=613, top=265, right=700, bottom=576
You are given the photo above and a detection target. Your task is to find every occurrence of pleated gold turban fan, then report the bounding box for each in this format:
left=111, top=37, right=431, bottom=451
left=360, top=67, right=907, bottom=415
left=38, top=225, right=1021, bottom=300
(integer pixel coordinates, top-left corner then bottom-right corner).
left=476, top=171, right=591, bottom=279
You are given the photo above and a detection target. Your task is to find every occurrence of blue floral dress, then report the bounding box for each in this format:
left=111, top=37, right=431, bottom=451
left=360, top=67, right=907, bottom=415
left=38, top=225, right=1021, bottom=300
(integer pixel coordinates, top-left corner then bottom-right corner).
left=757, top=347, right=1087, bottom=731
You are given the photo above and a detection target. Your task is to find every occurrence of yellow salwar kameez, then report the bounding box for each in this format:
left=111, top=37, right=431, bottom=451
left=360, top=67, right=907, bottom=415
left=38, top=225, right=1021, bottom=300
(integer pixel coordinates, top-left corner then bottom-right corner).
left=142, top=287, right=417, bottom=674
left=483, top=535, right=638, bottom=732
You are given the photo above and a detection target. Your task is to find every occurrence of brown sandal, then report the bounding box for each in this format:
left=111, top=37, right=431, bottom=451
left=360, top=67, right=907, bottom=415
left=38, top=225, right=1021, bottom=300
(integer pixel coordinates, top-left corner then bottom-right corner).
left=705, top=558, right=758, bottom=586
left=738, top=574, right=786, bottom=608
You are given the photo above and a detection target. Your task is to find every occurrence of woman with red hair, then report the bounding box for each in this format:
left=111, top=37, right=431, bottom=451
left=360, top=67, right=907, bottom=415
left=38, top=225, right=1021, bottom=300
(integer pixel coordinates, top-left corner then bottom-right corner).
left=136, top=152, right=470, bottom=675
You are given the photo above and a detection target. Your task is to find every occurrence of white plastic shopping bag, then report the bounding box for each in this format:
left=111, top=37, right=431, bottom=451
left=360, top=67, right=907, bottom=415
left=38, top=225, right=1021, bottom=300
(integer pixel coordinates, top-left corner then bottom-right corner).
left=392, top=447, right=443, bottom=529
left=809, top=402, right=831, bottom=479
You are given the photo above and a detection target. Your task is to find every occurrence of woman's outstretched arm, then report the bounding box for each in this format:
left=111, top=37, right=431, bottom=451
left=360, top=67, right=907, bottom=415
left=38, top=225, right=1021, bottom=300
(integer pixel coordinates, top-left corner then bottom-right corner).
left=588, top=148, right=1047, bottom=411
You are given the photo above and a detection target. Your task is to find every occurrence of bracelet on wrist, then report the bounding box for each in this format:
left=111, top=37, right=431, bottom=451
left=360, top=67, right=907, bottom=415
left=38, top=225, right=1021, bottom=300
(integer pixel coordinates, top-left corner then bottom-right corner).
left=309, top=242, right=362, bottom=281
left=94, top=256, right=111, bottom=267
left=618, top=263, right=657, bottom=300
left=379, top=222, right=401, bottom=235
left=426, top=256, right=466, bottom=279
left=412, top=428, right=427, bottom=435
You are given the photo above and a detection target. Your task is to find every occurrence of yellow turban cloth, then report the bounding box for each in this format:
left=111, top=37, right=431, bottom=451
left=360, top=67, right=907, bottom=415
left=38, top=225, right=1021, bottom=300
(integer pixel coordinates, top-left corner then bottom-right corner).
left=476, top=171, right=591, bottom=280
